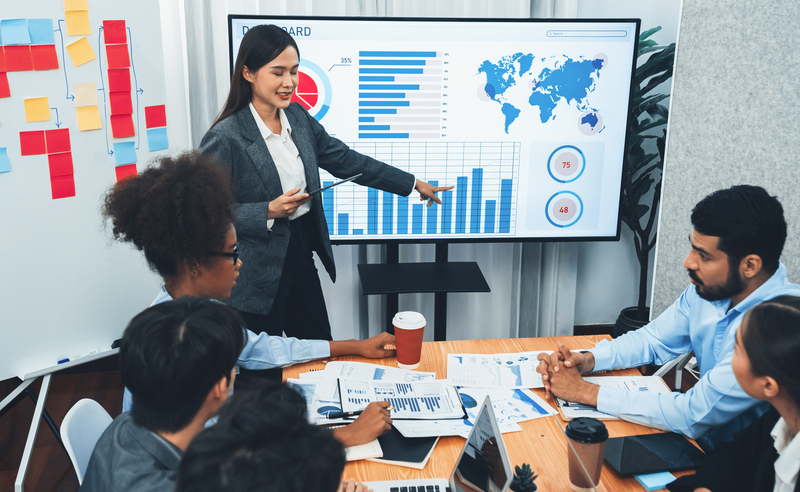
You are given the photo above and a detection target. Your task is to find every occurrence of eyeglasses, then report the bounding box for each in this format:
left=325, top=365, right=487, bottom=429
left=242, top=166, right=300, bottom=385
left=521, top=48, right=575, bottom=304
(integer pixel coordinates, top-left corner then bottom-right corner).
left=209, top=245, right=239, bottom=265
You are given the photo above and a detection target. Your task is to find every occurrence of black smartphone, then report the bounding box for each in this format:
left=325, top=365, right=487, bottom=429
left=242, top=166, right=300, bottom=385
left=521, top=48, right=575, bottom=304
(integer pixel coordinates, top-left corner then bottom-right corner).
left=306, top=173, right=362, bottom=196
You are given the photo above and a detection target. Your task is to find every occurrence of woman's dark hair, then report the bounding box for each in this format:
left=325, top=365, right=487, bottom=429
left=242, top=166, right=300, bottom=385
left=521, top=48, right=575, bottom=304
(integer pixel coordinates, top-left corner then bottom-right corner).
left=741, top=295, right=800, bottom=408
left=102, top=151, right=235, bottom=278
left=213, top=25, right=300, bottom=127
left=121, top=298, right=246, bottom=434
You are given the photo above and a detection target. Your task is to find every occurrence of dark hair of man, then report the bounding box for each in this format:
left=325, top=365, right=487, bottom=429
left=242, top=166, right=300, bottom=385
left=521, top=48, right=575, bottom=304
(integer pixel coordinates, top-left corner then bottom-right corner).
left=741, top=295, right=800, bottom=408
left=690, top=185, right=786, bottom=275
left=176, top=382, right=345, bottom=492
left=102, top=151, right=235, bottom=278
left=213, top=24, right=300, bottom=127
left=120, top=297, right=245, bottom=433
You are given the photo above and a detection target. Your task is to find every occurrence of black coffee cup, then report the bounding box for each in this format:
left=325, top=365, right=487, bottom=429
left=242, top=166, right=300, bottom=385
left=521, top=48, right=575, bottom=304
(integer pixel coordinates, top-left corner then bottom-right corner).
left=565, top=418, right=608, bottom=491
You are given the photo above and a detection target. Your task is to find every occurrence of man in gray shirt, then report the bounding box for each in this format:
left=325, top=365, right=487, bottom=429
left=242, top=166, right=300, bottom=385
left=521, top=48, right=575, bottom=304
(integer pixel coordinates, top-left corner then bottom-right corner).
left=80, top=298, right=244, bottom=491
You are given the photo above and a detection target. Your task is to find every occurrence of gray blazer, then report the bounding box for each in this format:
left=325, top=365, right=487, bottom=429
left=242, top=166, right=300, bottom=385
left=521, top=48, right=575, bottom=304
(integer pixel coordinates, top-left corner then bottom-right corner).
left=199, top=103, right=415, bottom=316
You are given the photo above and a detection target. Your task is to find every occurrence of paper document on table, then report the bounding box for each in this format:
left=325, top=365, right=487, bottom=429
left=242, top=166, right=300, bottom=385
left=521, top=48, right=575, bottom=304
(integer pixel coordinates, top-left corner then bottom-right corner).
left=338, top=379, right=466, bottom=420
left=446, top=352, right=549, bottom=388
left=286, top=379, right=349, bottom=425
left=316, top=361, right=435, bottom=401
left=556, top=376, right=671, bottom=420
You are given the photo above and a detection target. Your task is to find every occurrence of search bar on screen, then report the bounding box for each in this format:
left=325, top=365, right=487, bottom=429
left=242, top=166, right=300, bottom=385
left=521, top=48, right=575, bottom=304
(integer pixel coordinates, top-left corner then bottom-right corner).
left=546, top=30, right=628, bottom=37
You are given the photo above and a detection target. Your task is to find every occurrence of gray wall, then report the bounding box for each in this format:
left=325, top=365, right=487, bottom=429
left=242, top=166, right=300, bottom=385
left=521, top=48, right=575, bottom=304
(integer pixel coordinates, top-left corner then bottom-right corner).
left=652, top=0, right=800, bottom=316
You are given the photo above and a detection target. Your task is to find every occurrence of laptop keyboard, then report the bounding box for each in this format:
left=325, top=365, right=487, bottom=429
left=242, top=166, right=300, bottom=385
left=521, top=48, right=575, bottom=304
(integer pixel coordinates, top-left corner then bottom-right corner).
left=389, top=486, right=443, bottom=492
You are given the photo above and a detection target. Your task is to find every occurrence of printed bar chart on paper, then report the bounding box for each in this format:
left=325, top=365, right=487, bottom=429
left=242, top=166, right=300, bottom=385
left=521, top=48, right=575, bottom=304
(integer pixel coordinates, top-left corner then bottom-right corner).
left=321, top=141, right=519, bottom=239
left=338, top=379, right=466, bottom=420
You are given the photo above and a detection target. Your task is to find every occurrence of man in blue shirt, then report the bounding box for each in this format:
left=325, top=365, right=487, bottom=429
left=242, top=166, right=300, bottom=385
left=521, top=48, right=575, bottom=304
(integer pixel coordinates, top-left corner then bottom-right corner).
left=538, top=185, right=800, bottom=449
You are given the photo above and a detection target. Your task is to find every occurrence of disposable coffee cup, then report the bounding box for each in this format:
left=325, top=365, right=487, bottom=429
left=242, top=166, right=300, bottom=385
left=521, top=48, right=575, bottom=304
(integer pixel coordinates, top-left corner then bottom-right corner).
left=392, top=311, right=426, bottom=369
left=564, top=417, right=608, bottom=492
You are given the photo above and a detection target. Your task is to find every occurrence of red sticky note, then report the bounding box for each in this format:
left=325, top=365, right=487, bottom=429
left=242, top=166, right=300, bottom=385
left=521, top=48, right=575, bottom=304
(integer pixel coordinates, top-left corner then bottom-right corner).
left=20, top=131, right=47, bottom=155
left=109, top=91, right=133, bottom=115
left=103, top=20, right=127, bottom=44
left=51, top=175, right=76, bottom=200
left=0, top=47, right=7, bottom=72
left=0, top=73, right=9, bottom=98
left=105, top=44, right=130, bottom=69
left=5, top=46, right=33, bottom=72
left=115, top=163, right=137, bottom=182
left=110, top=114, right=135, bottom=138
left=145, top=105, right=167, bottom=128
left=48, top=152, right=74, bottom=177
left=107, top=68, right=131, bottom=92
left=45, top=128, right=71, bottom=154
left=31, top=45, right=59, bottom=71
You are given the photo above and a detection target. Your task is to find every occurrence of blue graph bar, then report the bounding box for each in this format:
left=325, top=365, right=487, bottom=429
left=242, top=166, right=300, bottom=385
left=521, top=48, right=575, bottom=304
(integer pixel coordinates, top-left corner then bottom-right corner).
left=500, top=179, right=512, bottom=233
left=359, top=117, right=375, bottom=122
left=359, top=100, right=410, bottom=106
left=398, top=196, right=409, bottom=234
left=359, top=68, right=424, bottom=74
left=359, top=84, right=419, bottom=91
left=322, top=181, right=334, bottom=235
left=360, top=59, right=426, bottom=66
left=359, top=133, right=409, bottom=139
left=456, top=176, right=468, bottom=234
left=359, top=125, right=390, bottom=130
left=427, top=181, right=438, bottom=234
left=383, top=192, right=394, bottom=234
left=412, top=204, right=423, bottom=234
left=359, top=109, right=397, bottom=114
left=484, top=200, right=496, bottom=233
left=441, top=190, right=452, bottom=233
left=353, top=229, right=363, bottom=235
left=359, top=51, right=437, bottom=57
left=338, top=213, right=349, bottom=235
left=470, top=169, right=483, bottom=233
left=368, top=188, right=378, bottom=234
left=359, top=76, right=395, bottom=81
left=359, top=92, right=406, bottom=98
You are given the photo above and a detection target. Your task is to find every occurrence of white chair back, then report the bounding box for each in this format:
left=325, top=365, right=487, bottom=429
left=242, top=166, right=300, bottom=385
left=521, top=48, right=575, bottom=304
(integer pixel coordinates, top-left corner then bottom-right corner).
left=61, top=398, right=113, bottom=484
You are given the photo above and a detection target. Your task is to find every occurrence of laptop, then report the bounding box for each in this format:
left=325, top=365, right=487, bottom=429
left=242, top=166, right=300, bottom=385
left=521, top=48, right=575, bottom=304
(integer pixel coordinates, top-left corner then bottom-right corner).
left=366, top=396, right=513, bottom=492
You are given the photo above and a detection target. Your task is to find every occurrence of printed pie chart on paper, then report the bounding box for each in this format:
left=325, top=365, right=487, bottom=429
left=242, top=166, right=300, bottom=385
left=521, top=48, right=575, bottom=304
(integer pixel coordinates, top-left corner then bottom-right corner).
left=291, top=59, right=332, bottom=121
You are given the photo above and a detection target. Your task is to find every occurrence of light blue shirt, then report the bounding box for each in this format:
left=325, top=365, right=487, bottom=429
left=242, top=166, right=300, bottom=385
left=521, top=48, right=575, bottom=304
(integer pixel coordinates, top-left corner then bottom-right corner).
left=122, top=287, right=330, bottom=412
left=588, top=262, right=800, bottom=445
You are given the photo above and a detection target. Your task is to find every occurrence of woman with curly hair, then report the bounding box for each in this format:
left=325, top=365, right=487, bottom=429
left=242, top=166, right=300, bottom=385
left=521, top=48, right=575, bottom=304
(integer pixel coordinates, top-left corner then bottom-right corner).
left=103, top=151, right=393, bottom=446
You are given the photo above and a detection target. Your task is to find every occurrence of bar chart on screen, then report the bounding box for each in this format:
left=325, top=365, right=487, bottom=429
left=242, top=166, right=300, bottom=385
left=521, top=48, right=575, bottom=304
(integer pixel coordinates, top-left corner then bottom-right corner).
left=320, top=141, right=519, bottom=239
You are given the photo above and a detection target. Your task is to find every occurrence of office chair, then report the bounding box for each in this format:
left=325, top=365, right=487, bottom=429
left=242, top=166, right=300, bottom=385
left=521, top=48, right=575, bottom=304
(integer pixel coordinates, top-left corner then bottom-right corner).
left=653, top=353, right=694, bottom=391
left=61, top=398, right=113, bottom=484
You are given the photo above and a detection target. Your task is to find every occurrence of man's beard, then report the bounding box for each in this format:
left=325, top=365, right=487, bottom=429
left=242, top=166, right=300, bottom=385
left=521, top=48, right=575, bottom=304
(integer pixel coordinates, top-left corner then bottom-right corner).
left=688, top=264, right=746, bottom=302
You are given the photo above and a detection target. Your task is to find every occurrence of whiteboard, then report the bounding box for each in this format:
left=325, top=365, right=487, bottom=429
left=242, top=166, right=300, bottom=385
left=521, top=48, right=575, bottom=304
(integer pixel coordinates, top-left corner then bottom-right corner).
left=0, top=0, right=173, bottom=381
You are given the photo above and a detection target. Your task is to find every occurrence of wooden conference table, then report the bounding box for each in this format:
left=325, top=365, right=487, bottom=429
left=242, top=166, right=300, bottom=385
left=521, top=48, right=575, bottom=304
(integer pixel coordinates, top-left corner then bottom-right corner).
left=284, top=336, right=696, bottom=491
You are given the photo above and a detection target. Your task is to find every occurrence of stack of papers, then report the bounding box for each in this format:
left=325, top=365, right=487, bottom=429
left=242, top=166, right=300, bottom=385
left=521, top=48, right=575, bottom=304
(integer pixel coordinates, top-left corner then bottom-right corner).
left=446, top=352, right=549, bottom=388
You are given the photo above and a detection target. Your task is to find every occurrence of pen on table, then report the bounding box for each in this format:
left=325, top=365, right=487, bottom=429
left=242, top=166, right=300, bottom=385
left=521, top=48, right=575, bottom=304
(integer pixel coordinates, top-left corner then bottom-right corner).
left=326, top=406, right=395, bottom=420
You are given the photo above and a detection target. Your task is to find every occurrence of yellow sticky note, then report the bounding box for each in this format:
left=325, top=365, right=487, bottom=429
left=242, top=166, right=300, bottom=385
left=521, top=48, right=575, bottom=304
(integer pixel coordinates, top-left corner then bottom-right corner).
left=66, top=37, right=96, bottom=67
left=73, top=82, right=97, bottom=107
left=64, top=0, right=89, bottom=11
left=76, top=106, right=102, bottom=131
left=24, top=97, right=51, bottom=123
left=65, top=11, right=91, bottom=36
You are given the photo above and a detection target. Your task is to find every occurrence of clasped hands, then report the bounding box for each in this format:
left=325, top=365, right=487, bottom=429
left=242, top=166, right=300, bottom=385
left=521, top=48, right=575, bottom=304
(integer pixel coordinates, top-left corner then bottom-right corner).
left=535, top=342, right=600, bottom=407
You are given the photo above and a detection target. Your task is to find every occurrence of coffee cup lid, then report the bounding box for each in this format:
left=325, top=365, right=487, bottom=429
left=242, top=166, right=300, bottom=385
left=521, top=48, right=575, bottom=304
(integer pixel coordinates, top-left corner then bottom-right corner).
left=565, top=417, right=608, bottom=443
left=392, top=311, right=426, bottom=330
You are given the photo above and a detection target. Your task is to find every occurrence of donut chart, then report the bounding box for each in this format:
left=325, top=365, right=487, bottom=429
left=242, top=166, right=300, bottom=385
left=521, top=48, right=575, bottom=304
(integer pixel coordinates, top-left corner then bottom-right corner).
left=547, top=145, right=585, bottom=183
left=545, top=191, right=583, bottom=228
left=290, top=59, right=332, bottom=121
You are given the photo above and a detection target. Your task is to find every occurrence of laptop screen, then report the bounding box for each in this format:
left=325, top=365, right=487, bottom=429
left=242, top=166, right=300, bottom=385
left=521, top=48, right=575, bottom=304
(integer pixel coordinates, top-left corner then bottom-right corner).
left=450, top=396, right=513, bottom=492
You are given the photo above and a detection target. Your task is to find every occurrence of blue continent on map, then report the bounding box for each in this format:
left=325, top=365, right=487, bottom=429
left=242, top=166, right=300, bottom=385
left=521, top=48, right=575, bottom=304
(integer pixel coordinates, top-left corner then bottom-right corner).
left=478, top=53, right=605, bottom=132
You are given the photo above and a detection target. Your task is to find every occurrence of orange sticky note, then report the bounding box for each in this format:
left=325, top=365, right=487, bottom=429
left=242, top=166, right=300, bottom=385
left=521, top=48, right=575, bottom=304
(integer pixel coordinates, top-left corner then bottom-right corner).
left=66, top=37, right=96, bottom=67
left=65, top=11, right=91, bottom=36
left=76, top=106, right=102, bottom=131
left=63, top=0, right=89, bottom=11
left=24, top=97, right=51, bottom=122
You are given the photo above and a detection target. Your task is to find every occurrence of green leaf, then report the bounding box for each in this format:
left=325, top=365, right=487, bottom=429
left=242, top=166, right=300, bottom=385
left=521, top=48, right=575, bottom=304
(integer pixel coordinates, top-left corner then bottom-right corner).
left=639, top=26, right=663, bottom=42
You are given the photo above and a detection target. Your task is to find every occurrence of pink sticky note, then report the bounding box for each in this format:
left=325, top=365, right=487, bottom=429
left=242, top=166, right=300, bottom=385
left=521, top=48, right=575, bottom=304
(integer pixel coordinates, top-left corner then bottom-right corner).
left=31, top=45, right=59, bottom=71
left=105, top=44, right=130, bottom=69
left=107, top=68, right=131, bottom=92
left=109, top=91, right=133, bottom=115
left=0, top=72, right=9, bottom=98
left=20, top=131, right=47, bottom=155
left=115, top=163, right=137, bottom=182
left=48, top=152, right=74, bottom=177
left=103, top=20, right=127, bottom=44
left=45, top=128, right=71, bottom=154
left=110, top=114, right=135, bottom=138
left=145, top=105, right=167, bottom=128
left=5, top=46, right=33, bottom=72
left=51, top=175, right=76, bottom=199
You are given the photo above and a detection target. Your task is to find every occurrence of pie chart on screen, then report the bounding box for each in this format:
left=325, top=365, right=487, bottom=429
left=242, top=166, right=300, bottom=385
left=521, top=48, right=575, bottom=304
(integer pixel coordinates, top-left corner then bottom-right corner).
left=291, top=59, right=332, bottom=121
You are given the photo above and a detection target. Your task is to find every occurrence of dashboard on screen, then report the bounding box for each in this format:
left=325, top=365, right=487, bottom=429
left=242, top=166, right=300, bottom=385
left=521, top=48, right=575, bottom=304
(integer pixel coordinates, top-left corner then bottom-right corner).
left=228, top=16, right=640, bottom=243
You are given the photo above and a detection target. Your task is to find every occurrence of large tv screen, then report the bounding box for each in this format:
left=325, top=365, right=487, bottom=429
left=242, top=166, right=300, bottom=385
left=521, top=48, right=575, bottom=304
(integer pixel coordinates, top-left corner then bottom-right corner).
left=228, top=16, right=640, bottom=243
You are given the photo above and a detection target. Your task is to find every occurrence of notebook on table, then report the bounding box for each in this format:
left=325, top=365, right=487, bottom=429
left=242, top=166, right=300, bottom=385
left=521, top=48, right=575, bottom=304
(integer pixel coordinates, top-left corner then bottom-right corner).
left=365, top=396, right=513, bottom=492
